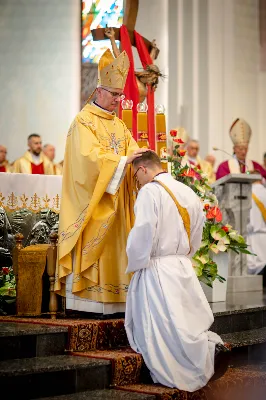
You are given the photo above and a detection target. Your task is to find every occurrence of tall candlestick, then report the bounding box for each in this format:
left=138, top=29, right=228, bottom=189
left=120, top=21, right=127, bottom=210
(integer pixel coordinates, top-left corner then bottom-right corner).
left=155, top=105, right=167, bottom=170
left=137, top=103, right=149, bottom=148
left=121, top=99, right=133, bottom=133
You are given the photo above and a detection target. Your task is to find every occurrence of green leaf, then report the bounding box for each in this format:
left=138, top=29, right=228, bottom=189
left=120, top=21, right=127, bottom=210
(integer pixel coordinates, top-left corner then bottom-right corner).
left=210, top=243, right=219, bottom=254
left=210, top=225, right=227, bottom=241
left=216, top=274, right=226, bottom=283
left=228, top=231, right=245, bottom=243
left=192, top=258, right=204, bottom=277
left=197, top=253, right=210, bottom=264
left=198, top=274, right=213, bottom=288
left=238, top=248, right=255, bottom=255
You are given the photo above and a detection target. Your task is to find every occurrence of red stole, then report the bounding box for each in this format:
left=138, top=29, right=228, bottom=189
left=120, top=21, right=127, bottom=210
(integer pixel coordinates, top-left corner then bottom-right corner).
left=0, top=165, right=6, bottom=172
left=240, top=163, right=245, bottom=173
left=31, top=162, right=44, bottom=174
left=189, top=160, right=201, bottom=169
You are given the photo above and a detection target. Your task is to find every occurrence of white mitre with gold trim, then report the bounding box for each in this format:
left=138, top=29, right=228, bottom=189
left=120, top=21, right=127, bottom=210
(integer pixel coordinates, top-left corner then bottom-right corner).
left=175, top=126, right=189, bottom=146
left=229, top=118, right=252, bottom=146
left=98, top=49, right=130, bottom=90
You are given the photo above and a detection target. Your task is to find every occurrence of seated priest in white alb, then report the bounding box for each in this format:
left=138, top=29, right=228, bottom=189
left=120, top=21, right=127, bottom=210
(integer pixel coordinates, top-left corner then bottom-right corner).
left=182, top=139, right=216, bottom=184
left=216, top=118, right=266, bottom=180
left=247, top=172, right=266, bottom=286
left=125, top=151, right=228, bottom=392
left=13, top=134, right=54, bottom=175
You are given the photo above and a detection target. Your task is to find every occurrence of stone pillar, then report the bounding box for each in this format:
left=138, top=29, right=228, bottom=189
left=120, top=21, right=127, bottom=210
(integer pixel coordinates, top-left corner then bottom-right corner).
left=213, top=175, right=263, bottom=293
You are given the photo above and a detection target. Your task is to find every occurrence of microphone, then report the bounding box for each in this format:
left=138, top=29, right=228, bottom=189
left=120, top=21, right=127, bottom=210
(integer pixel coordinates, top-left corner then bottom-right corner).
left=212, top=146, right=249, bottom=169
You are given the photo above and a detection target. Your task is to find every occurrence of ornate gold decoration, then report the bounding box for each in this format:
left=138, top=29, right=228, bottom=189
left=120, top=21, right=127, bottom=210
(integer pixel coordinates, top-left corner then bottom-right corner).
left=42, top=194, right=51, bottom=208
left=0, top=191, right=61, bottom=214
left=53, top=194, right=60, bottom=211
left=30, top=193, right=41, bottom=212
left=20, top=194, right=29, bottom=208
left=0, top=192, right=6, bottom=207
left=7, top=192, right=18, bottom=209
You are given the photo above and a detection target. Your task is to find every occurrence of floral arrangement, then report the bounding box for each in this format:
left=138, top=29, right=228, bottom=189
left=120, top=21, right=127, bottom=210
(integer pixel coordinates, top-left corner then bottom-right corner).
left=168, top=129, right=253, bottom=288
left=0, top=266, right=16, bottom=315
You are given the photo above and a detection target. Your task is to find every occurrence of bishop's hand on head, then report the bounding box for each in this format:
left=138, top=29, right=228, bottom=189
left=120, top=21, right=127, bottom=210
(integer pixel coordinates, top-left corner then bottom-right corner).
left=126, top=148, right=149, bottom=165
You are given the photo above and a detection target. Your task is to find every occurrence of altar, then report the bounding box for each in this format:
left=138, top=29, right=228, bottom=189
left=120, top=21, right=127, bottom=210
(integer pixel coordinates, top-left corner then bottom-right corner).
left=0, top=173, right=62, bottom=265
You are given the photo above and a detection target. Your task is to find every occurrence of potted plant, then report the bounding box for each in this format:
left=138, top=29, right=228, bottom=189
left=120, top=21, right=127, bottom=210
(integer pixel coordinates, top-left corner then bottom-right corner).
left=168, top=130, right=253, bottom=302
left=0, top=266, right=16, bottom=315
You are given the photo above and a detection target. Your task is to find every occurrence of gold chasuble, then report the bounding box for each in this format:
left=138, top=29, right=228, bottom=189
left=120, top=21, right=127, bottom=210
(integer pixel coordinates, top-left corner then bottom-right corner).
left=55, top=104, right=138, bottom=303
left=13, top=151, right=54, bottom=175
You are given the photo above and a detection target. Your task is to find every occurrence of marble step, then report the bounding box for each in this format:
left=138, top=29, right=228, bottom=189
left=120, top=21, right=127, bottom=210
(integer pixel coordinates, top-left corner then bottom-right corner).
left=39, top=389, right=155, bottom=399
left=221, top=327, right=266, bottom=366
left=211, top=306, right=266, bottom=335
left=0, top=355, right=111, bottom=399
left=221, top=326, right=266, bottom=348
left=0, top=322, right=68, bottom=360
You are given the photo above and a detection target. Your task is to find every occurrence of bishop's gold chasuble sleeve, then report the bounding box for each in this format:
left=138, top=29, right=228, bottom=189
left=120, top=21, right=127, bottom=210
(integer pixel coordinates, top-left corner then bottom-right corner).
left=55, top=104, right=138, bottom=303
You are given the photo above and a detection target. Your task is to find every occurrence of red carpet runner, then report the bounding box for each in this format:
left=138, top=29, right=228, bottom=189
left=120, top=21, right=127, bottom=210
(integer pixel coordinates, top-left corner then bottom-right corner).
left=0, top=316, right=266, bottom=399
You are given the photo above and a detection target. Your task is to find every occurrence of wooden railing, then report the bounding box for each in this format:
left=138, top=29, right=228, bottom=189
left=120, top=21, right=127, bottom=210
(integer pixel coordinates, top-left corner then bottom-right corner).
left=13, top=232, right=60, bottom=319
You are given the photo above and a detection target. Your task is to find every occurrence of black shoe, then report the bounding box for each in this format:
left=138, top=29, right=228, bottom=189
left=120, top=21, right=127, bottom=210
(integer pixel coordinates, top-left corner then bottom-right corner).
left=210, top=343, right=231, bottom=382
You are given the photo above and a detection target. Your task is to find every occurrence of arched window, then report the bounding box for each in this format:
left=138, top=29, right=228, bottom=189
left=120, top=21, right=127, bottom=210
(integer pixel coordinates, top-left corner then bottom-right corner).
left=82, top=0, right=124, bottom=64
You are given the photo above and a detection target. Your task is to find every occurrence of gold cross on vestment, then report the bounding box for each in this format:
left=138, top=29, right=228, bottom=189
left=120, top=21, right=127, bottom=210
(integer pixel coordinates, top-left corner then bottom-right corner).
left=109, top=133, right=122, bottom=154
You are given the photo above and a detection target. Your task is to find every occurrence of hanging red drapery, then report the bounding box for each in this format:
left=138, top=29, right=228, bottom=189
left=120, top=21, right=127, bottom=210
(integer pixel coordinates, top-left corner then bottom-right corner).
left=119, top=25, right=139, bottom=141
left=119, top=25, right=156, bottom=150
left=134, top=31, right=155, bottom=151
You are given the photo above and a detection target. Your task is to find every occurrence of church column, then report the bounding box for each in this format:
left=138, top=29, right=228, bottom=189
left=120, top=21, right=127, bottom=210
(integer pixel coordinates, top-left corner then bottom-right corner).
left=192, top=0, right=199, bottom=140
left=207, top=0, right=234, bottom=165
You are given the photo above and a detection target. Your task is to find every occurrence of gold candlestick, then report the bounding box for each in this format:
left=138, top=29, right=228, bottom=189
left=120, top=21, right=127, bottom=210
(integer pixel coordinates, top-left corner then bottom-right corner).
left=155, top=105, right=167, bottom=170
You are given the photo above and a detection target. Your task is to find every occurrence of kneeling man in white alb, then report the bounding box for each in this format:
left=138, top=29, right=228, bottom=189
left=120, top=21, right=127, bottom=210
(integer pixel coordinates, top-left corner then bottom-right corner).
left=125, top=151, right=228, bottom=392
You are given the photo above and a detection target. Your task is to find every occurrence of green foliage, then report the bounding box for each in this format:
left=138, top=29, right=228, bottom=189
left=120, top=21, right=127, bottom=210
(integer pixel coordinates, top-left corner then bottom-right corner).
left=168, top=141, right=254, bottom=288
left=0, top=267, right=16, bottom=315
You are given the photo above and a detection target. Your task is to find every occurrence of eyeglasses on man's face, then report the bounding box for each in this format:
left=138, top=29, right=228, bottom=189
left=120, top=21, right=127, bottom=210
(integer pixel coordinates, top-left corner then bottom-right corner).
left=133, top=166, right=142, bottom=182
left=100, top=87, right=125, bottom=100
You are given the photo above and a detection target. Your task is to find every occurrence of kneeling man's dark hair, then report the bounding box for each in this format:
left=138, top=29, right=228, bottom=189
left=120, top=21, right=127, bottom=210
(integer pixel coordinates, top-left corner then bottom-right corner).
left=133, top=150, right=162, bottom=169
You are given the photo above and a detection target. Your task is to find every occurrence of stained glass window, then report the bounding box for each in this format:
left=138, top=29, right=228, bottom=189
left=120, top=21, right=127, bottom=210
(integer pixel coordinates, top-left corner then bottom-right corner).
left=82, top=0, right=124, bottom=64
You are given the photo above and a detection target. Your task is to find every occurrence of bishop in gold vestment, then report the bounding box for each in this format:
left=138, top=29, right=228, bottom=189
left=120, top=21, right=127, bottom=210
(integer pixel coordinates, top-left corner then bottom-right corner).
left=55, top=49, right=140, bottom=314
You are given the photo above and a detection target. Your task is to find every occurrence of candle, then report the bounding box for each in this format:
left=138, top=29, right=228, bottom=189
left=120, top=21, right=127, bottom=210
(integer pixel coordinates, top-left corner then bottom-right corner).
left=122, top=109, right=132, bottom=132
left=155, top=105, right=167, bottom=170
left=121, top=99, right=133, bottom=134
left=137, top=103, right=149, bottom=148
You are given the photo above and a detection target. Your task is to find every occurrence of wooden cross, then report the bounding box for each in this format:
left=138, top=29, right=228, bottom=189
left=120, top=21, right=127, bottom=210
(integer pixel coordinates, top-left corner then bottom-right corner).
left=91, top=0, right=159, bottom=59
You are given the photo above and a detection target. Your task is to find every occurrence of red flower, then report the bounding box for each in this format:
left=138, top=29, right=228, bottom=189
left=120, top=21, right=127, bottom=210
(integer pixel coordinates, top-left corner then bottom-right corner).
left=221, top=226, right=229, bottom=232
left=204, top=204, right=210, bottom=210
left=206, top=206, right=223, bottom=222
left=180, top=168, right=197, bottom=178
left=173, top=138, right=185, bottom=144
left=2, top=267, right=9, bottom=275
left=170, top=129, right=177, bottom=137
left=179, top=149, right=186, bottom=157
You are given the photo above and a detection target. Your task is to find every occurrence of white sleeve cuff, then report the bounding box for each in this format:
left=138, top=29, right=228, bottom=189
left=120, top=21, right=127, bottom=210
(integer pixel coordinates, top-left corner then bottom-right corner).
left=106, top=156, right=128, bottom=195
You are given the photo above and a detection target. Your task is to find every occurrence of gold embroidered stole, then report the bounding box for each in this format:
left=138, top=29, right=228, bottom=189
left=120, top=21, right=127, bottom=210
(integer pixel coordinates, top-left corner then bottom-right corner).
left=252, top=193, right=266, bottom=223
left=153, top=179, right=191, bottom=250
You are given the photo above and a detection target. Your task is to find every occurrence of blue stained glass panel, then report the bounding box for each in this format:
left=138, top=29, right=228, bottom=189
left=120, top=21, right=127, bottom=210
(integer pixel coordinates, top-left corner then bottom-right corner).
left=82, top=0, right=124, bottom=64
